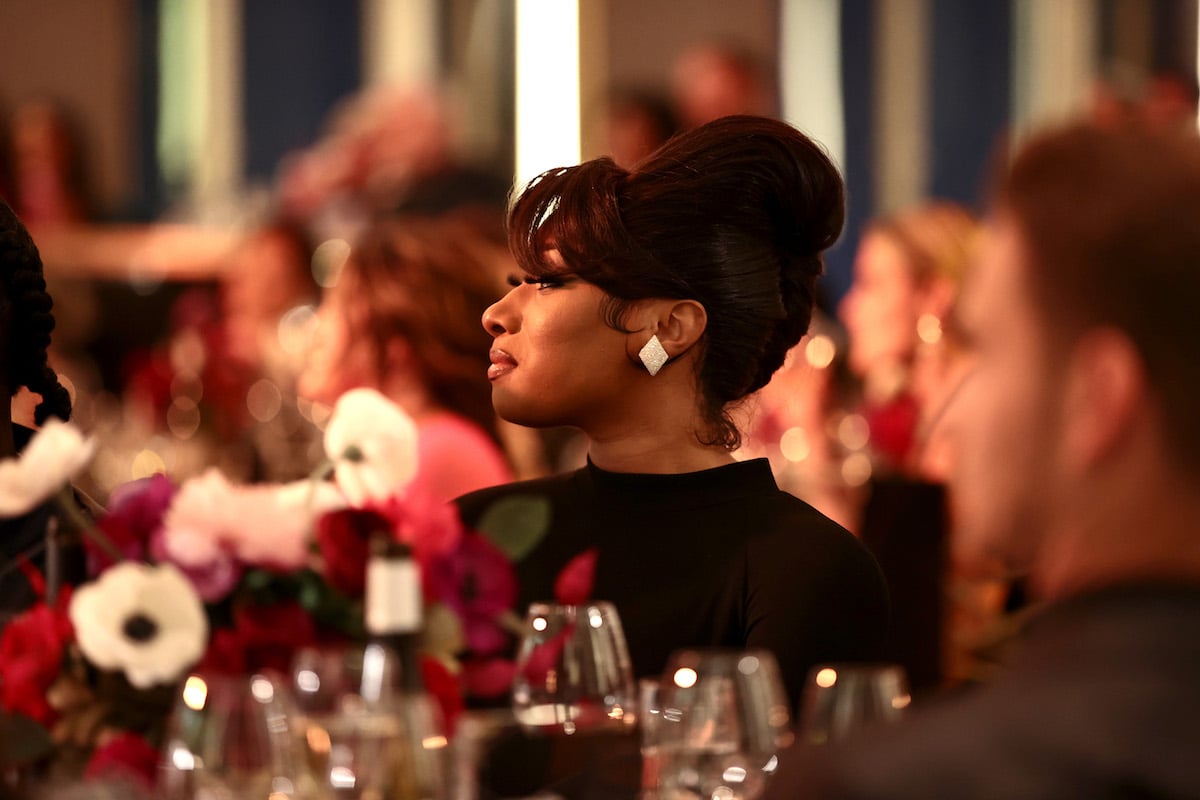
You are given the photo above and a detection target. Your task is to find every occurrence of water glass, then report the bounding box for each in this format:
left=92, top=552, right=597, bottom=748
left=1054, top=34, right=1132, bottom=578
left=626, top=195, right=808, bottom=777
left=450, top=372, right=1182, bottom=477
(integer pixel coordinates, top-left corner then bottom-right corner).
left=510, top=601, right=637, bottom=735
left=160, top=671, right=304, bottom=800
left=653, top=649, right=792, bottom=800
left=798, top=662, right=911, bottom=745
left=290, top=644, right=447, bottom=800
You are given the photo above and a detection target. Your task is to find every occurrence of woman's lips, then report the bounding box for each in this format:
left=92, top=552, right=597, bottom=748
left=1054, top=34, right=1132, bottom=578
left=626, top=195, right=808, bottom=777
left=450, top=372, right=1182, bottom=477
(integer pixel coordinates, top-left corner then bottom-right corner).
left=488, top=349, right=517, bottom=380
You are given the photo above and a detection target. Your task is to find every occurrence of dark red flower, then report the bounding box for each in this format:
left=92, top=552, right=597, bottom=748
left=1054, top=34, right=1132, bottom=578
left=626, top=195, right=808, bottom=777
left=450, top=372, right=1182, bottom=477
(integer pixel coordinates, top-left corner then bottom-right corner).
left=0, top=594, right=73, bottom=726
left=425, top=533, right=517, bottom=656
left=316, top=507, right=390, bottom=597
left=195, top=627, right=248, bottom=675
left=371, top=488, right=464, bottom=564
left=420, top=655, right=464, bottom=736
left=196, top=610, right=305, bottom=676
left=554, top=547, right=598, bottom=605
left=461, top=657, right=517, bottom=699
left=84, top=731, right=160, bottom=791
left=91, top=474, right=176, bottom=571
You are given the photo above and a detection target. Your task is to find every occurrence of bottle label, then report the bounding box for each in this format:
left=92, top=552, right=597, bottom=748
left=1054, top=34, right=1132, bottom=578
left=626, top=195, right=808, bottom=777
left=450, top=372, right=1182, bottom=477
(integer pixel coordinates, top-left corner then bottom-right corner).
left=365, top=559, right=422, bottom=634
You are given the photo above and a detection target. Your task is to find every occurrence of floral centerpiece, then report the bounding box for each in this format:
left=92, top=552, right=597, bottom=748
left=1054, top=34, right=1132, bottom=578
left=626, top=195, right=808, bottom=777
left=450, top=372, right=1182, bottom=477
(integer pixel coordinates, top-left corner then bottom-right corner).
left=0, top=388, right=590, bottom=792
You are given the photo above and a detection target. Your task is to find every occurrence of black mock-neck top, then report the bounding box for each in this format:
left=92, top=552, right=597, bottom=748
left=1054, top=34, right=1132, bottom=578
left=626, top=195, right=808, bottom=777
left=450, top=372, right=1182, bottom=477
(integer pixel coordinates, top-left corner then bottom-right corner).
left=456, top=457, right=889, bottom=706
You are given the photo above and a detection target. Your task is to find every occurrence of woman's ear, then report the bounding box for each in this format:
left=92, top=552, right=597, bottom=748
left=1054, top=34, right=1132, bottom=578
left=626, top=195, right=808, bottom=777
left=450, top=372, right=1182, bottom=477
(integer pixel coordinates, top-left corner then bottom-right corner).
left=656, top=299, right=708, bottom=354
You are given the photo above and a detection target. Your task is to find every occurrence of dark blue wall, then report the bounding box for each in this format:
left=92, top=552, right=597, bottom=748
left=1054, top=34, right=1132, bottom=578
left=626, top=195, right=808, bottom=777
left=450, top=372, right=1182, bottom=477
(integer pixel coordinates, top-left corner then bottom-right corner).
left=929, top=0, right=1011, bottom=210
left=827, top=0, right=875, bottom=312
left=242, top=0, right=363, bottom=183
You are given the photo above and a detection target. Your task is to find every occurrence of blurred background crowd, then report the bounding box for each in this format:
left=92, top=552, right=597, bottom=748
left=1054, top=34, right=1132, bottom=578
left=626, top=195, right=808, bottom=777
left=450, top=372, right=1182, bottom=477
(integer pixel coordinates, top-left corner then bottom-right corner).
left=2, top=0, right=1198, bottom=694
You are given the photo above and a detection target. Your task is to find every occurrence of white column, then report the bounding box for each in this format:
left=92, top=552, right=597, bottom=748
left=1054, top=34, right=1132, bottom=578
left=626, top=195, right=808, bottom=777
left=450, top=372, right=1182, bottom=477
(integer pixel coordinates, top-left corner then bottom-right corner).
left=1012, top=0, right=1099, bottom=141
left=157, top=0, right=244, bottom=221
left=362, top=0, right=439, bottom=87
left=874, top=0, right=930, bottom=214
left=514, top=0, right=582, bottom=190
left=780, top=0, right=845, bottom=176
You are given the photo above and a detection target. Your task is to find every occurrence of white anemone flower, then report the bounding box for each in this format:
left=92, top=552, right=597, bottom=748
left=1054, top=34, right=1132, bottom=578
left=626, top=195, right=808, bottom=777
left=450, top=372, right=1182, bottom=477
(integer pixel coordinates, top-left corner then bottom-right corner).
left=323, top=388, right=419, bottom=507
left=70, top=562, right=208, bottom=689
left=0, top=419, right=96, bottom=517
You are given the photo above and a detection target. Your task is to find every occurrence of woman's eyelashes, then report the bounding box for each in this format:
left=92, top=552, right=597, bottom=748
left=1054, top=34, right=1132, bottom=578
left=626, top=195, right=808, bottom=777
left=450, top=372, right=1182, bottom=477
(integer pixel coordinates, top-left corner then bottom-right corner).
left=506, top=273, right=570, bottom=290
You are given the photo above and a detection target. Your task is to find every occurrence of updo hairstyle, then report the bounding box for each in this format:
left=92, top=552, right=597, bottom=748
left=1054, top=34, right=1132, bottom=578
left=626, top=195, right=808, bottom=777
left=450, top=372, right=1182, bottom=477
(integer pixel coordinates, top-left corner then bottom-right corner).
left=508, top=115, right=845, bottom=448
left=0, top=197, right=71, bottom=423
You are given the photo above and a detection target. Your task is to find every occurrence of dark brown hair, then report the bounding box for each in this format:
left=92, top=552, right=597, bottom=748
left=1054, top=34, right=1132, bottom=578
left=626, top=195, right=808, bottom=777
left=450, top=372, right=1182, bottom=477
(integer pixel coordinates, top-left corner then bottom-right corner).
left=343, top=214, right=510, bottom=442
left=508, top=114, right=845, bottom=448
left=998, top=121, right=1200, bottom=472
left=0, top=196, right=71, bottom=423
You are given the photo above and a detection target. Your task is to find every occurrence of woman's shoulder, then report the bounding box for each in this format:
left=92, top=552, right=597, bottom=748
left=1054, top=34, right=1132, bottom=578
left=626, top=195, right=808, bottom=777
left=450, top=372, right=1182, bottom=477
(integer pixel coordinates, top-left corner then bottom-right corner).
left=453, top=468, right=583, bottom=526
left=752, top=490, right=884, bottom=577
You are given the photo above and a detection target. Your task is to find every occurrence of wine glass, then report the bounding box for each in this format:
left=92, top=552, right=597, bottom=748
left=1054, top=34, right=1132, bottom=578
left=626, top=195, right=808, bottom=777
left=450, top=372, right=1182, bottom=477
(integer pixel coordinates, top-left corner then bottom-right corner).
left=510, top=601, right=637, bottom=735
left=798, top=662, right=911, bottom=745
left=160, top=671, right=305, bottom=800
left=289, top=644, right=447, bottom=800
left=653, top=649, right=792, bottom=800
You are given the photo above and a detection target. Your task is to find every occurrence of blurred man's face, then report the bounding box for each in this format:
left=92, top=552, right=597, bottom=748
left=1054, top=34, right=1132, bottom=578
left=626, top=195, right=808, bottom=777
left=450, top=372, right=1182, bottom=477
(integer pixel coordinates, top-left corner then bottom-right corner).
left=938, top=218, right=1069, bottom=578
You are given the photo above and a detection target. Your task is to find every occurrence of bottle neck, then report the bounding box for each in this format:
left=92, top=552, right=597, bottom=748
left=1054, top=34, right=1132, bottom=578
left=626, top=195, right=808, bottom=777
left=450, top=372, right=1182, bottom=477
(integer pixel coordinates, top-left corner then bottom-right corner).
left=365, top=548, right=425, bottom=694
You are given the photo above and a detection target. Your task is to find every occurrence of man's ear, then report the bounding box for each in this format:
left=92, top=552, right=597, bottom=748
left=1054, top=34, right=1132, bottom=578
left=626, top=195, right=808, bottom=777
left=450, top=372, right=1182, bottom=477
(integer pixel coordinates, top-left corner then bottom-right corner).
left=1062, top=327, right=1147, bottom=471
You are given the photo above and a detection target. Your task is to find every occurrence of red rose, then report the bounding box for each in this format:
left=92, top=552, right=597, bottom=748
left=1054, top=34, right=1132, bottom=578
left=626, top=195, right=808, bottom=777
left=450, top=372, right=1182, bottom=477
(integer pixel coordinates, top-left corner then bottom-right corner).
left=233, top=601, right=317, bottom=674
left=420, top=655, right=464, bottom=736
left=0, top=596, right=73, bottom=726
left=316, top=508, right=389, bottom=597
left=195, top=627, right=248, bottom=675
left=461, top=657, right=517, bottom=700
left=85, top=731, right=160, bottom=791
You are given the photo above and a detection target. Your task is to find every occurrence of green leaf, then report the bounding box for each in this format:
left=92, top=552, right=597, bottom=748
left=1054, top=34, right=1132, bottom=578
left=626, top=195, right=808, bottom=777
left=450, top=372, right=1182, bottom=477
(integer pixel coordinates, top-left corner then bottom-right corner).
left=474, top=495, right=552, bottom=561
left=0, top=713, right=55, bottom=765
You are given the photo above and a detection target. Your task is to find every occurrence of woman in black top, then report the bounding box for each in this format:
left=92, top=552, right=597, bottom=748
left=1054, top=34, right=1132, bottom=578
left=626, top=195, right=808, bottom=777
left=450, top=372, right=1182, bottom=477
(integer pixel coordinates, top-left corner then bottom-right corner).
left=456, top=115, right=888, bottom=707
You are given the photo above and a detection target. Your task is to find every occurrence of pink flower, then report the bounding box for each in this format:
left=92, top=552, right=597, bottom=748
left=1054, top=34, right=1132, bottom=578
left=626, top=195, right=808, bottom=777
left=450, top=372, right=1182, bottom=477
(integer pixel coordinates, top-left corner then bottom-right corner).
left=91, top=474, right=175, bottom=570
left=161, top=472, right=344, bottom=598
left=0, top=594, right=73, bottom=726
left=426, top=533, right=517, bottom=656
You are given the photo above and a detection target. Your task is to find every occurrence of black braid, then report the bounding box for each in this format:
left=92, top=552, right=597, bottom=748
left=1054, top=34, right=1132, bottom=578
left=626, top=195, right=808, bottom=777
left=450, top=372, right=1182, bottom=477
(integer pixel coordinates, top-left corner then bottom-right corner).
left=0, top=197, right=72, bottom=422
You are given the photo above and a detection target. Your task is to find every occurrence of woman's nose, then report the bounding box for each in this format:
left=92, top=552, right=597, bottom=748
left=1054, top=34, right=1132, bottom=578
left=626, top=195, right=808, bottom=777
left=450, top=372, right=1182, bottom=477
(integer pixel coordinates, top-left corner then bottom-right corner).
left=482, top=298, right=510, bottom=337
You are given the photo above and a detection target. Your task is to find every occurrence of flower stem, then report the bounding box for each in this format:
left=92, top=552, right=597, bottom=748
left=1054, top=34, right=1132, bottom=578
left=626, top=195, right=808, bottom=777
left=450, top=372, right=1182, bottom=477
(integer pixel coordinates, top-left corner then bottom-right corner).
left=55, top=485, right=124, bottom=564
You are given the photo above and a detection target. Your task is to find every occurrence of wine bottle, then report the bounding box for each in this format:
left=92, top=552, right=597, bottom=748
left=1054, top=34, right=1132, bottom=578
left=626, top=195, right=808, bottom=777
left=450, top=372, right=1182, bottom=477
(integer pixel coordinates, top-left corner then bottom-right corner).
left=363, top=534, right=447, bottom=800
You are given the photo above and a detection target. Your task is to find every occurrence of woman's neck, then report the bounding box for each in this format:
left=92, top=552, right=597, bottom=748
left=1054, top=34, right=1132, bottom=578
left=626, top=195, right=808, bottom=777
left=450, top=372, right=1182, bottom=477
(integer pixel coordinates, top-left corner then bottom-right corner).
left=586, top=430, right=735, bottom=475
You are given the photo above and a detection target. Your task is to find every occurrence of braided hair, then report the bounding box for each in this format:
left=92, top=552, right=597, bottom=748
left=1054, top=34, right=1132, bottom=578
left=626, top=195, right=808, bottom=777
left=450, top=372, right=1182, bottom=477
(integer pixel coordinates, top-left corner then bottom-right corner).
left=0, top=197, right=72, bottom=423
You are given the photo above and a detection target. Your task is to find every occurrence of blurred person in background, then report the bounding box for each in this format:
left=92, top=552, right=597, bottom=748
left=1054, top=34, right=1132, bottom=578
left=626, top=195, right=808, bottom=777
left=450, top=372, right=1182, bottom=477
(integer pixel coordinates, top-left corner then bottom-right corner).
left=298, top=214, right=518, bottom=501
left=839, top=202, right=980, bottom=479
left=837, top=201, right=994, bottom=692
left=277, top=83, right=509, bottom=245
left=0, top=97, right=93, bottom=226
left=765, top=120, right=1200, bottom=799
left=669, top=41, right=775, bottom=129
left=603, top=88, right=678, bottom=170
left=108, top=218, right=320, bottom=489
left=0, top=196, right=86, bottom=625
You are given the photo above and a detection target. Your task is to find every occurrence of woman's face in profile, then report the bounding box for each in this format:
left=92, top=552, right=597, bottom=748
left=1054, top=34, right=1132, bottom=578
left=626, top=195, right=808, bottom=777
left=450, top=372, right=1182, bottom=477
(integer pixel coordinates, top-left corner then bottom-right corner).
left=297, top=278, right=375, bottom=406
left=840, top=231, right=920, bottom=379
left=481, top=259, right=633, bottom=431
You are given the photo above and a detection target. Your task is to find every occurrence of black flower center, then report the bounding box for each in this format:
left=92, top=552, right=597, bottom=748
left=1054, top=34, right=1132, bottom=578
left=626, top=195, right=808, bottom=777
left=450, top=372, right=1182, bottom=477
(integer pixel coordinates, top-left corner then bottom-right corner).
left=122, top=613, right=159, bottom=643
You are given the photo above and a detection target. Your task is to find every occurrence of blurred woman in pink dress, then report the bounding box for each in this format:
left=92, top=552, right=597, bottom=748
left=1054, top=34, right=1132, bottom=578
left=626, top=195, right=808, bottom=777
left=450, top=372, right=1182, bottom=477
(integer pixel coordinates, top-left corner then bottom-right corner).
left=298, top=215, right=519, bottom=501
